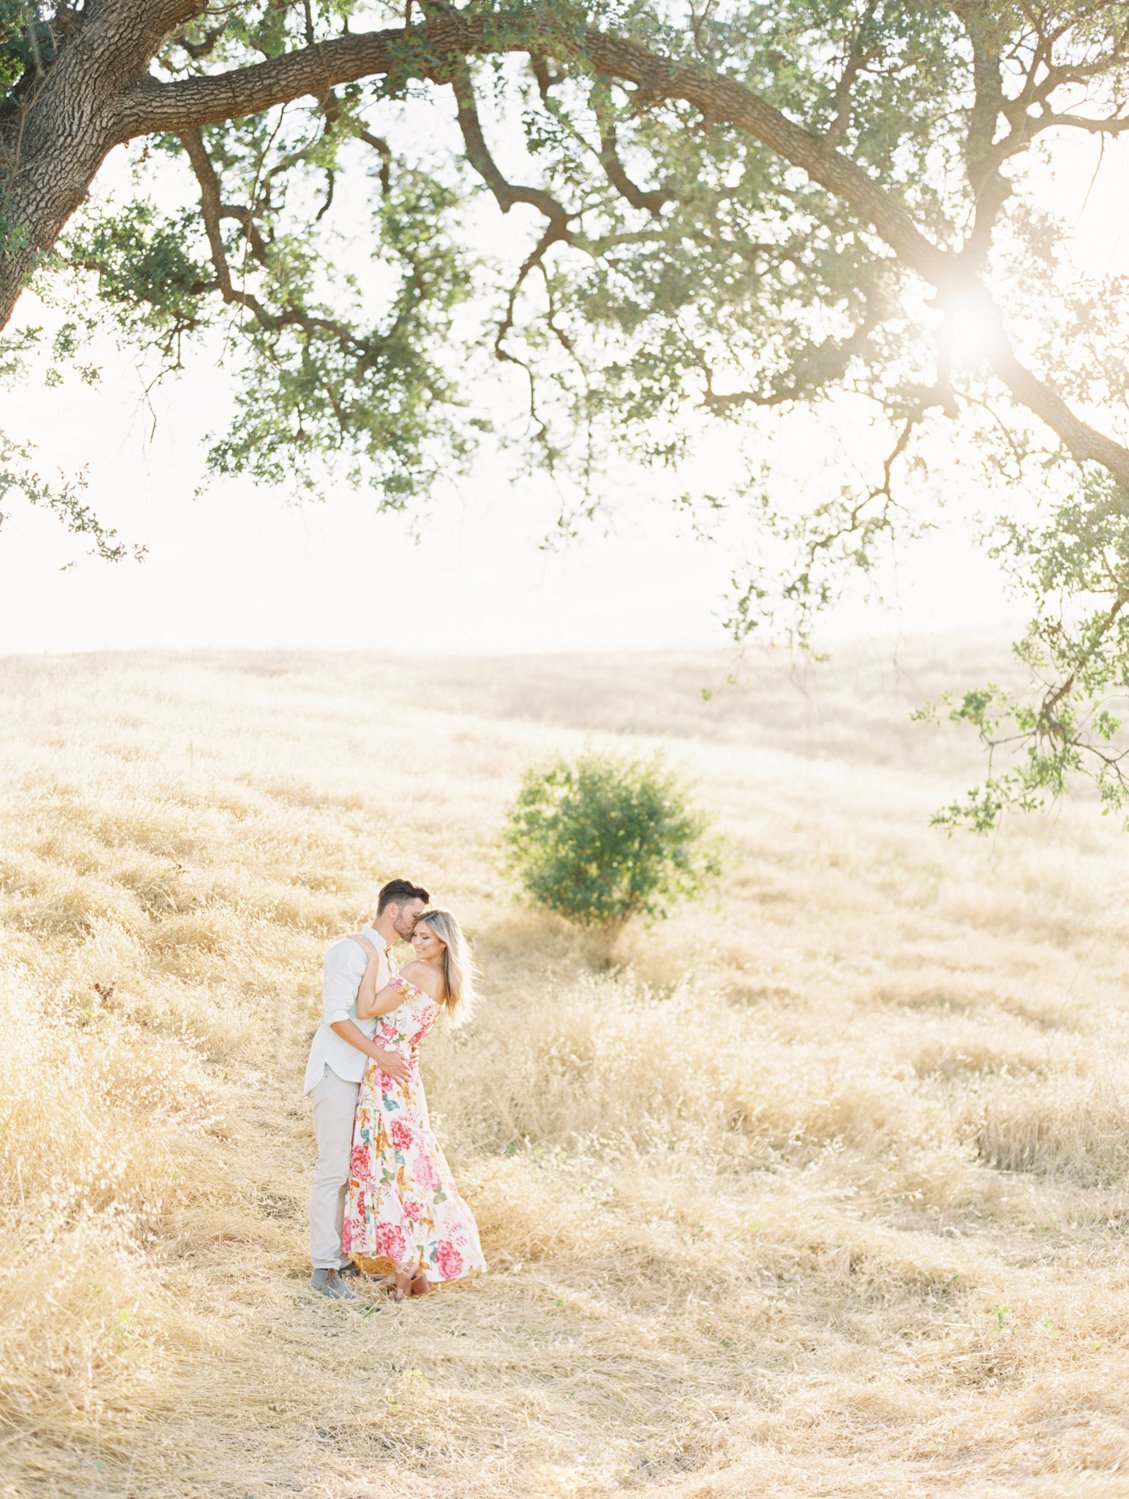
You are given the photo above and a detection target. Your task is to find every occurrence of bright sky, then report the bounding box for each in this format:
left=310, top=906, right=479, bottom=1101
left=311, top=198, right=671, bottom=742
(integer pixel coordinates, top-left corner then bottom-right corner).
left=0, top=120, right=1124, bottom=658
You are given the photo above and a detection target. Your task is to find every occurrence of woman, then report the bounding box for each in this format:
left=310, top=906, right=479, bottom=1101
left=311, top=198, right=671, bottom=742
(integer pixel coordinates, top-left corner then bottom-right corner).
left=340, top=908, right=486, bottom=1298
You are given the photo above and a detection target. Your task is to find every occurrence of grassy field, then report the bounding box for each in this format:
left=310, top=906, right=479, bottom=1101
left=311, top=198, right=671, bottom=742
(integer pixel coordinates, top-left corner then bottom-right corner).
left=2, top=642, right=1129, bottom=1498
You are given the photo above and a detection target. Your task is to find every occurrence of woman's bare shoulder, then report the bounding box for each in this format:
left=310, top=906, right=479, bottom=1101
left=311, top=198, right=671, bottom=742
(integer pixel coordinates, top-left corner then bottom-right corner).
left=398, top=961, right=444, bottom=999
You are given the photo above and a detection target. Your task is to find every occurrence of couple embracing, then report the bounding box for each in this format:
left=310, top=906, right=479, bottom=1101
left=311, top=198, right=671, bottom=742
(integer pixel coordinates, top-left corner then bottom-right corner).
left=303, top=878, right=486, bottom=1301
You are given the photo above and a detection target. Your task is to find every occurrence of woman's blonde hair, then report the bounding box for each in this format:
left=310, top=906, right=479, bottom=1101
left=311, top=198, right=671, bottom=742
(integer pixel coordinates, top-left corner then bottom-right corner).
left=416, top=908, right=478, bottom=1026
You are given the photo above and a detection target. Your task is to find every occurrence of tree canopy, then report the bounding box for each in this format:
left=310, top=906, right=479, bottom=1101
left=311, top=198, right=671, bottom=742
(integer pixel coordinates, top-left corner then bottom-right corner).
left=4, top=1, right=1129, bottom=826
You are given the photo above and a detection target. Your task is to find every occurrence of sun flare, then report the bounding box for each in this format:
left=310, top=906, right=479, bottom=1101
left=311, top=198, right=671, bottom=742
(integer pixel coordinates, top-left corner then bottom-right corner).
left=938, top=287, right=1008, bottom=366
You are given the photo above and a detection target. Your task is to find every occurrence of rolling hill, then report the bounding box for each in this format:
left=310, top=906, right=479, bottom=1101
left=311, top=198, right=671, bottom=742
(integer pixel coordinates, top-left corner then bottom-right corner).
left=2, top=641, right=1128, bottom=1498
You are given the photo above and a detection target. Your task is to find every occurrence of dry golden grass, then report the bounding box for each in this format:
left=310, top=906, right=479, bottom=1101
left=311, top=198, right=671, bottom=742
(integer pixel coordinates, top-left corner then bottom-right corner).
left=3, top=642, right=1129, bottom=1498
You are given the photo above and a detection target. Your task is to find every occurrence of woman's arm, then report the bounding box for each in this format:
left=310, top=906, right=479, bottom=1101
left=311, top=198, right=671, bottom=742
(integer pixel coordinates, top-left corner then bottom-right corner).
left=355, top=962, right=408, bottom=1021
left=356, top=960, right=443, bottom=1018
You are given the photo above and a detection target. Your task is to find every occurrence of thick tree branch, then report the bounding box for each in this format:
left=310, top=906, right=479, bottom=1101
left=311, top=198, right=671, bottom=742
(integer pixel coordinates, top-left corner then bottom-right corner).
left=181, top=125, right=369, bottom=357
left=113, top=15, right=1129, bottom=489
left=122, top=20, right=949, bottom=277
left=1037, top=107, right=1129, bottom=136
left=592, top=93, right=671, bottom=214
left=448, top=64, right=570, bottom=228
left=0, top=9, right=1123, bottom=496
left=991, top=333, right=1129, bottom=483
left=529, top=53, right=564, bottom=103
left=953, top=3, right=1012, bottom=263
left=357, top=127, right=392, bottom=195
left=823, top=2, right=879, bottom=149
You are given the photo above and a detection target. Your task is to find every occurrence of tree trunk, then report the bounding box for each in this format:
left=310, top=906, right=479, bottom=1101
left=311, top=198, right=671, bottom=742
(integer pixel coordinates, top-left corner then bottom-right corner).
left=0, top=0, right=202, bottom=328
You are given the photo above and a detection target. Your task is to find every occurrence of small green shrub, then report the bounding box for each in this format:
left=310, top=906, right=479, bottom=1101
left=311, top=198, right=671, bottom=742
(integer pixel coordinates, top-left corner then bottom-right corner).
left=502, top=750, right=718, bottom=930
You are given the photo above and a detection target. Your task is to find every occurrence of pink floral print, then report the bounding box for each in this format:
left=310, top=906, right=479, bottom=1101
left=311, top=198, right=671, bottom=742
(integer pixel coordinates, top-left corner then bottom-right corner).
left=341, top=976, right=486, bottom=1287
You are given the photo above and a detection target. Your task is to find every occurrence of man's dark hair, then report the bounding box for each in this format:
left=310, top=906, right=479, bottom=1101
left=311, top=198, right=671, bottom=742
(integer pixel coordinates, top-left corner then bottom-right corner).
left=377, top=878, right=430, bottom=914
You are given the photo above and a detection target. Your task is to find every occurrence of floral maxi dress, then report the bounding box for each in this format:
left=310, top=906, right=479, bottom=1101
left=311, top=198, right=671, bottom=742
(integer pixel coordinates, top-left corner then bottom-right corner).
left=341, top=975, right=486, bottom=1286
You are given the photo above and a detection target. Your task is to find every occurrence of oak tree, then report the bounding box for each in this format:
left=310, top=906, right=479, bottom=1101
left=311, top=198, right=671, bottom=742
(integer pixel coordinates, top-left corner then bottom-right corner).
left=3, top=0, right=1129, bottom=826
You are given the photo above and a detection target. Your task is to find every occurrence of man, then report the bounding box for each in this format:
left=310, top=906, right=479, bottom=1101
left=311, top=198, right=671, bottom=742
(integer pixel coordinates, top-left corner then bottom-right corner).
left=304, top=877, right=430, bottom=1299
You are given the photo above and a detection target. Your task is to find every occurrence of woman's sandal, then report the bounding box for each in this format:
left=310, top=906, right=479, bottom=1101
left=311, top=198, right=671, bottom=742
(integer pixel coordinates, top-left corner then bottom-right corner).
left=378, top=1268, right=428, bottom=1301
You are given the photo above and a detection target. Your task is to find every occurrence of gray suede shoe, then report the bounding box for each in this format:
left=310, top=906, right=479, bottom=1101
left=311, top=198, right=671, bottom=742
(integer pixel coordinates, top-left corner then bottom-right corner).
left=309, top=1267, right=357, bottom=1300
